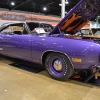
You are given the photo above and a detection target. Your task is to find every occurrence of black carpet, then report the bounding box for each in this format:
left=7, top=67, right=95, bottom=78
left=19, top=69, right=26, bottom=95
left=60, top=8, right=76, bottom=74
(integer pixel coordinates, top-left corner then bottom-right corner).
left=9, top=62, right=44, bottom=73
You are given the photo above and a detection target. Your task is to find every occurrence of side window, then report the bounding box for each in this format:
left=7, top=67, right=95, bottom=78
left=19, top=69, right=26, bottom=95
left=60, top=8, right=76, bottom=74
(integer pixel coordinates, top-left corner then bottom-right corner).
left=30, top=23, right=43, bottom=34
left=0, top=24, right=29, bottom=35
left=27, top=23, right=53, bottom=34
left=1, top=26, right=12, bottom=34
left=10, top=25, right=23, bottom=35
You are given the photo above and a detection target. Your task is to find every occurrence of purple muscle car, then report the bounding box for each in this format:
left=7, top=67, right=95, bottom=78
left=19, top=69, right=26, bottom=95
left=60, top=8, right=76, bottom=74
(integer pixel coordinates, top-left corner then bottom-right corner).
left=0, top=0, right=100, bottom=81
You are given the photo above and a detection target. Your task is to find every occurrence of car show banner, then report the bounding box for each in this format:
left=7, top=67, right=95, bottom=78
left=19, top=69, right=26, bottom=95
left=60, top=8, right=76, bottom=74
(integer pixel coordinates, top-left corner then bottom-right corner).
left=2, top=14, right=26, bottom=21
left=0, top=10, right=61, bottom=26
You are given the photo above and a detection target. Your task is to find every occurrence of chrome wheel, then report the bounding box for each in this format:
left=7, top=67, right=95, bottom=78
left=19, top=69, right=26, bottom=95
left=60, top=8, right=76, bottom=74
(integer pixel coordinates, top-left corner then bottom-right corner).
left=45, top=53, right=74, bottom=81
left=53, top=60, right=63, bottom=71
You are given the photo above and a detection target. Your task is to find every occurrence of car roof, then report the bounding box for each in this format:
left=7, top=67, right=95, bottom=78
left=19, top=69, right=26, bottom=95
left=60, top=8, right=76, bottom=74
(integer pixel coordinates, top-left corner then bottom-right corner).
left=1, top=22, right=51, bottom=27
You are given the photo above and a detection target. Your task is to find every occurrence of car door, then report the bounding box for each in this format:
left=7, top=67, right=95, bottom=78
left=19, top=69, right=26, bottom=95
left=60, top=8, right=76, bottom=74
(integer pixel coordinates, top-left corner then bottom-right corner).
left=0, top=31, right=4, bottom=54
left=0, top=25, right=12, bottom=54
left=0, top=23, right=32, bottom=60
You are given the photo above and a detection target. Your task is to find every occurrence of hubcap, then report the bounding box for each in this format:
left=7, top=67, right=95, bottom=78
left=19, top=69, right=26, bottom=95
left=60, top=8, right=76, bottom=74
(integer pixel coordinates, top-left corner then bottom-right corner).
left=53, top=60, right=63, bottom=71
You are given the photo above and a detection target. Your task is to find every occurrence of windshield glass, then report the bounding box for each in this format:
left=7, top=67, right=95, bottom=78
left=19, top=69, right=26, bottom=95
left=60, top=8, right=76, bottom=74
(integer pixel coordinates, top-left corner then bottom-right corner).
left=27, top=22, right=53, bottom=34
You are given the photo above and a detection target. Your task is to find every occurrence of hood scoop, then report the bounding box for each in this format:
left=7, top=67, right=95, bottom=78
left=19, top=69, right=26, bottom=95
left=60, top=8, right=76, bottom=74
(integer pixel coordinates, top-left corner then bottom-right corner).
left=50, top=0, right=100, bottom=35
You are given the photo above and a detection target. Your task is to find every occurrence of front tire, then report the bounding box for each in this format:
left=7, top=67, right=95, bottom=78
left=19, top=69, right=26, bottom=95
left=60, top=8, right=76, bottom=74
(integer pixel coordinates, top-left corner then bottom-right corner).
left=45, top=53, right=74, bottom=81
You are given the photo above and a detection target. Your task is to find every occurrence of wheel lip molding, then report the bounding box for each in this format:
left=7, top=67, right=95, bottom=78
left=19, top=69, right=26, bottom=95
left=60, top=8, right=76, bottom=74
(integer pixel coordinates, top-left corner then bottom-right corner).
left=41, top=50, right=74, bottom=69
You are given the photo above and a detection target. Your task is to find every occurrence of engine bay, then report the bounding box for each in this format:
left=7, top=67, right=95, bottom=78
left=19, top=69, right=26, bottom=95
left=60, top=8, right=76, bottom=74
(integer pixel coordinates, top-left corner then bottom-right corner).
left=65, top=28, right=100, bottom=44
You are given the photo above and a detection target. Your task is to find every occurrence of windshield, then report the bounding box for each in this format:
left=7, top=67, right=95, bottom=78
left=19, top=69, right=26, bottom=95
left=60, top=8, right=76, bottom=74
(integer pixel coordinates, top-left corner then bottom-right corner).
left=27, top=22, right=53, bottom=34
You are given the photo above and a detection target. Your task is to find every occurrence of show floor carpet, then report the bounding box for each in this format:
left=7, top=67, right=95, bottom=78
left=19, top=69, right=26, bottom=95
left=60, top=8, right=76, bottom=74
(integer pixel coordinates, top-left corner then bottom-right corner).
left=0, top=57, right=100, bottom=100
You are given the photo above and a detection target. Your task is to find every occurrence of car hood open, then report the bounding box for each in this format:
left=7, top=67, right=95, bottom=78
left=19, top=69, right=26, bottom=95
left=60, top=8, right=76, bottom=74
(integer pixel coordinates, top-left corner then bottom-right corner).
left=50, top=0, right=100, bottom=35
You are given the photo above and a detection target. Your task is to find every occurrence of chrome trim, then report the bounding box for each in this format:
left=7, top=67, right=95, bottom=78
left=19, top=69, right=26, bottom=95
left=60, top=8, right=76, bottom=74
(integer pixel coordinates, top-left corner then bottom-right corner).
left=41, top=50, right=74, bottom=69
left=53, top=60, right=63, bottom=71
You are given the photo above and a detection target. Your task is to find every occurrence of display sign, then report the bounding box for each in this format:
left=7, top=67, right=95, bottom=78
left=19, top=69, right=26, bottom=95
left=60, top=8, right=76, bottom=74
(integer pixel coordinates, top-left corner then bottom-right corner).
left=2, top=14, right=26, bottom=21
left=10, top=26, right=23, bottom=31
left=35, top=28, right=46, bottom=33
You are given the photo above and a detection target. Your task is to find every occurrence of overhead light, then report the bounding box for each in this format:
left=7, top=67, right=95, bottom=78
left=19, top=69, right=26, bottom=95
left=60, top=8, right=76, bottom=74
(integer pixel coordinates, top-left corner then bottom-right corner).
left=43, top=7, right=47, bottom=11
left=59, top=4, right=62, bottom=6
left=11, top=1, right=15, bottom=6
left=65, top=0, right=69, bottom=4
left=59, top=0, right=69, bottom=6
left=65, top=1, right=69, bottom=4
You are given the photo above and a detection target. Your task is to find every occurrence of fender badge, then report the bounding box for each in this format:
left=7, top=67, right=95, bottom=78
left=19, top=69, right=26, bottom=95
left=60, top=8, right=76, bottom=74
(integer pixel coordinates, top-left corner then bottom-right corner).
left=72, top=58, right=82, bottom=62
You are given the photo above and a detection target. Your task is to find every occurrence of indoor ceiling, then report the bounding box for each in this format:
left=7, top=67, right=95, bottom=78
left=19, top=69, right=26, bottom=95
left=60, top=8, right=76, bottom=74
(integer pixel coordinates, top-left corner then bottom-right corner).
left=0, top=0, right=99, bottom=20
left=0, top=0, right=79, bottom=16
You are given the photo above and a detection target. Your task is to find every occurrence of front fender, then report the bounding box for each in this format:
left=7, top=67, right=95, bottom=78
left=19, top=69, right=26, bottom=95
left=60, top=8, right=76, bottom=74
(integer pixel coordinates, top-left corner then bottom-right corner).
left=60, top=40, right=100, bottom=69
left=32, top=37, right=100, bottom=69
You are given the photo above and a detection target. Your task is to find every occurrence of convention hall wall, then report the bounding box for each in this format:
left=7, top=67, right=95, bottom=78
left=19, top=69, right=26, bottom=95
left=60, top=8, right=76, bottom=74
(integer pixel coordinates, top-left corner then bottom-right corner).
left=0, top=9, right=90, bottom=28
left=0, top=9, right=61, bottom=26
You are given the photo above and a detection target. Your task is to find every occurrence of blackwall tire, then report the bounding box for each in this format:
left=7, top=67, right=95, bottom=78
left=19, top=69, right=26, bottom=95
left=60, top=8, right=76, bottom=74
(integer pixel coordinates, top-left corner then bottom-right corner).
left=45, top=53, right=74, bottom=81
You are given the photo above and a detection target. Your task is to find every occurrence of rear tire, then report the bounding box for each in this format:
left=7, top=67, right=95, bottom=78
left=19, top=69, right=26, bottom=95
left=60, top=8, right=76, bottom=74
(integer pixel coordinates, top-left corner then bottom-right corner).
left=45, top=53, right=74, bottom=81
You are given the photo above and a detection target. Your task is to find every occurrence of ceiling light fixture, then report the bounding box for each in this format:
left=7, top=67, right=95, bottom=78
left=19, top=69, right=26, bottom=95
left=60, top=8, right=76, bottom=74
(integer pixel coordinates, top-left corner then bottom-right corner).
left=43, top=7, right=47, bottom=11
left=11, top=1, right=15, bottom=6
left=65, top=0, right=69, bottom=4
left=59, top=0, right=69, bottom=6
left=59, top=4, right=62, bottom=6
